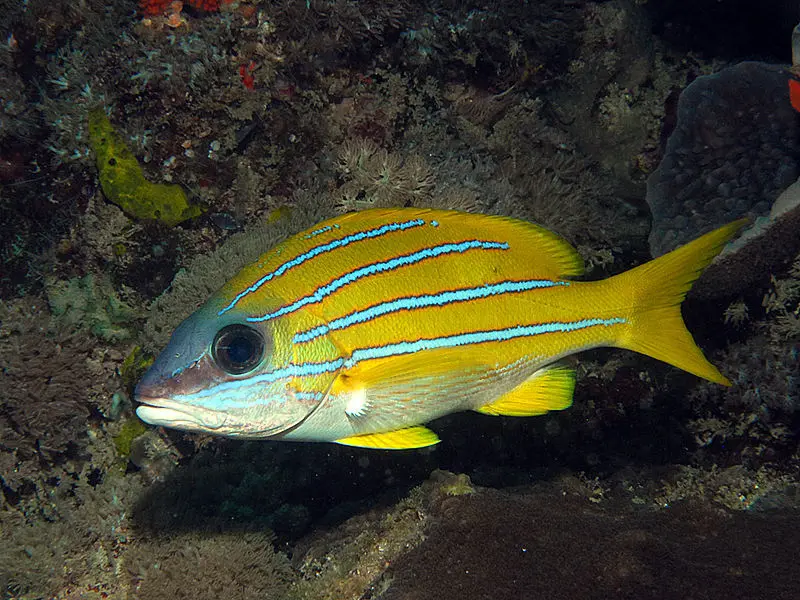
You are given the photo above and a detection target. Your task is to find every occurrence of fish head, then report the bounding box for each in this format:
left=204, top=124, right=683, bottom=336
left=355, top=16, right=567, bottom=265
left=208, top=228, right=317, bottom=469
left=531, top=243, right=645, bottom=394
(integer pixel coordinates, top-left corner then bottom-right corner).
left=134, top=296, right=334, bottom=439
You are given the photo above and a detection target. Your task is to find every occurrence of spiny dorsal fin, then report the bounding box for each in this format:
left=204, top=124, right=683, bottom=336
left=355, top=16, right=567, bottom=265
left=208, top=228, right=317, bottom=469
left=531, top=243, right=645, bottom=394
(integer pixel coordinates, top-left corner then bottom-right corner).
left=300, top=208, right=585, bottom=280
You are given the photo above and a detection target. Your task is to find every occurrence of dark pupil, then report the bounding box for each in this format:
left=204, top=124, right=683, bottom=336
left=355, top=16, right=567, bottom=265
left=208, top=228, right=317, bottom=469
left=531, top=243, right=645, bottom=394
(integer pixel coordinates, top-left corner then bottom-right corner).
left=213, top=325, right=265, bottom=375
left=226, top=335, right=254, bottom=363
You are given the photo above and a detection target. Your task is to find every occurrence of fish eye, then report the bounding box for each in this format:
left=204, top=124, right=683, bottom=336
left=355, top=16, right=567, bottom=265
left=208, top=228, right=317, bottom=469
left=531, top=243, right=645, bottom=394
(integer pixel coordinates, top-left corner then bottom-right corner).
left=212, top=324, right=265, bottom=375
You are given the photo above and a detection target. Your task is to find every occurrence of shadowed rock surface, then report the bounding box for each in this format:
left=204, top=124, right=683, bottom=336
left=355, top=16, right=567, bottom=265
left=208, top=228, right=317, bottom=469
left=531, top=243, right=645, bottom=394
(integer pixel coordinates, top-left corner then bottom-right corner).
left=383, top=486, right=800, bottom=600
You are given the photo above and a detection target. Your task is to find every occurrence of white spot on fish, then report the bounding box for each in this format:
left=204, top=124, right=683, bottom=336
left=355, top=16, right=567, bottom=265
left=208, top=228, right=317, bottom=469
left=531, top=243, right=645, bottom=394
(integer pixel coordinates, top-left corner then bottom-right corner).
left=346, top=388, right=369, bottom=417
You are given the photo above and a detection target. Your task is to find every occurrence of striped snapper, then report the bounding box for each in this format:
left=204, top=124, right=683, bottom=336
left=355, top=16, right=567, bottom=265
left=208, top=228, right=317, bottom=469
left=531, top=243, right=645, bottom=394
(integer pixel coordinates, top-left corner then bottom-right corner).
left=135, top=208, right=743, bottom=450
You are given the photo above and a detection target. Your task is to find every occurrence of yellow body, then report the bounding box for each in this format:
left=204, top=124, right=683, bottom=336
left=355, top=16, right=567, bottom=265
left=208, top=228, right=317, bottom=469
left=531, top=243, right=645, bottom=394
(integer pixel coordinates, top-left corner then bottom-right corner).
left=136, top=209, right=742, bottom=449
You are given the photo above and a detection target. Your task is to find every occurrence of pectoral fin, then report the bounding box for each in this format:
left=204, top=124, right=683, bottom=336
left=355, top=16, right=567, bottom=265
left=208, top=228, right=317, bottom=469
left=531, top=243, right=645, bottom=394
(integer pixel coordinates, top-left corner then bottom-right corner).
left=335, top=425, right=440, bottom=449
left=476, top=364, right=575, bottom=416
left=330, top=348, right=494, bottom=431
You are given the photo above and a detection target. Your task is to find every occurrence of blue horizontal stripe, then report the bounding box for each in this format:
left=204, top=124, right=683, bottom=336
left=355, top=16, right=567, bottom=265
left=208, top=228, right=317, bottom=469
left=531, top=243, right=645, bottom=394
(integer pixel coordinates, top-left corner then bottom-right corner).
left=185, top=317, right=625, bottom=409
left=304, top=225, right=334, bottom=239
left=344, top=318, right=627, bottom=366
left=247, top=239, right=509, bottom=324
left=293, top=279, right=570, bottom=343
left=181, top=357, right=346, bottom=404
left=218, top=218, right=426, bottom=316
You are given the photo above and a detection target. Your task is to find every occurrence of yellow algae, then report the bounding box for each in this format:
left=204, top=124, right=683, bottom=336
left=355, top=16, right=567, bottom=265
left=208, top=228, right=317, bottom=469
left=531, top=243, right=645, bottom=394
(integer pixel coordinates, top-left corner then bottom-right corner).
left=267, top=205, right=292, bottom=223
left=440, top=473, right=475, bottom=497
left=120, top=345, right=154, bottom=391
left=88, top=108, right=203, bottom=226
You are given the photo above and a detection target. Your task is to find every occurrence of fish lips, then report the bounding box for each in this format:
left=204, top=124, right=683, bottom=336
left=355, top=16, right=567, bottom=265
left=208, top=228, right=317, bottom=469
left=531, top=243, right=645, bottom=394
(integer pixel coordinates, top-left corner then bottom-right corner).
left=135, top=395, right=229, bottom=432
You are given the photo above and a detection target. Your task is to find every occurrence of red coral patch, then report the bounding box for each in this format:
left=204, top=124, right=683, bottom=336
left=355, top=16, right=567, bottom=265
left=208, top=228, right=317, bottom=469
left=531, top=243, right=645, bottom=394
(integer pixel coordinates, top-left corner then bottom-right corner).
left=185, top=0, right=220, bottom=11
left=139, top=0, right=173, bottom=16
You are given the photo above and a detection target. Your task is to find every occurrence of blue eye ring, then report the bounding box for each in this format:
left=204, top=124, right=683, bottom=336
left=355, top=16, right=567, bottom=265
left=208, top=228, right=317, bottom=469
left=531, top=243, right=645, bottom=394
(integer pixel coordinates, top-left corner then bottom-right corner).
left=212, top=324, right=265, bottom=375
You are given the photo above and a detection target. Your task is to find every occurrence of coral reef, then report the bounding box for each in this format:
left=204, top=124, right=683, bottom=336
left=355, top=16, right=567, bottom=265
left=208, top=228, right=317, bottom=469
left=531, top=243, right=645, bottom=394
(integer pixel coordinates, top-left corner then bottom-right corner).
left=0, top=298, right=117, bottom=497
left=334, top=138, right=435, bottom=211
left=1, top=0, right=799, bottom=597
left=127, top=530, right=293, bottom=599
left=46, top=273, right=140, bottom=341
left=685, top=255, right=800, bottom=470
left=547, top=0, right=665, bottom=194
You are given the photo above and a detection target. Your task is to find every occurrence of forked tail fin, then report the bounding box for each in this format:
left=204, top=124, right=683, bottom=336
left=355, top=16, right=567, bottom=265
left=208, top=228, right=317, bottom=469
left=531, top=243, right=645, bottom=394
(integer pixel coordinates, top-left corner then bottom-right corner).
left=606, top=220, right=747, bottom=385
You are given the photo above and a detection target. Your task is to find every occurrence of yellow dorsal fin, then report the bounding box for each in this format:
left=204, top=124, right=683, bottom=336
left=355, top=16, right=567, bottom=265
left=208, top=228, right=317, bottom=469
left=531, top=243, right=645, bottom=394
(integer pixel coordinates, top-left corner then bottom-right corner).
left=309, top=209, right=585, bottom=279
left=436, top=210, right=585, bottom=278
left=483, top=214, right=585, bottom=278
left=476, top=364, right=576, bottom=416
left=335, top=426, right=440, bottom=449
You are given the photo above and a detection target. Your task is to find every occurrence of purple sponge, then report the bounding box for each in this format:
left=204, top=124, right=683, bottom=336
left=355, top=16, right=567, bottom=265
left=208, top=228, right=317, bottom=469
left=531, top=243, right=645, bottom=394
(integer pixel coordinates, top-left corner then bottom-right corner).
left=647, top=62, right=800, bottom=257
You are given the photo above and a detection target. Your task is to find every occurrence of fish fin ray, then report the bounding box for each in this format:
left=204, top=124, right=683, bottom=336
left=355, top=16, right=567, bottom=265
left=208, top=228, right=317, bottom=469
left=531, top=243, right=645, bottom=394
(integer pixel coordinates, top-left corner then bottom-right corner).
left=476, top=364, right=575, bottom=416
left=335, top=426, right=440, bottom=449
left=466, top=211, right=584, bottom=278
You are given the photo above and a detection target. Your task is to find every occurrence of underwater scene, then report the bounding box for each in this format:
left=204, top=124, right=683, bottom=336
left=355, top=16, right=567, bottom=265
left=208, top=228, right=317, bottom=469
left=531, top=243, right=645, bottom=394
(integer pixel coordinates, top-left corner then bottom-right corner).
left=2, top=0, right=800, bottom=598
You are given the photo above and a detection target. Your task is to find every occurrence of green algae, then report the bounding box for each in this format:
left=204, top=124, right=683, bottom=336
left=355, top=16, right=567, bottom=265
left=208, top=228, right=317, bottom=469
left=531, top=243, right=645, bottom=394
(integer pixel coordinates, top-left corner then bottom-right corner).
left=120, top=345, right=154, bottom=391
left=88, top=108, right=203, bottom=226
left=113, top=417, right=148, bottom=459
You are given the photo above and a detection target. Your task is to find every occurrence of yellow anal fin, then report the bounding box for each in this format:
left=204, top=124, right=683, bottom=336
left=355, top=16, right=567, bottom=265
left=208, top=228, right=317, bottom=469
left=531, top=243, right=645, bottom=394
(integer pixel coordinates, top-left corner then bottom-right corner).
left=476, top=365, right=575, bottom=417
left=335, top=426, right=440, bottom=450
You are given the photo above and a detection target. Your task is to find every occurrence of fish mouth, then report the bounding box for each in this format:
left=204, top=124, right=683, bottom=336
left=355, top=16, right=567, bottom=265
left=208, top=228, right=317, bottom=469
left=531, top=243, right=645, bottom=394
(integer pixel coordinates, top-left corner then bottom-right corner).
left=135, top=396, right=228, bottom=432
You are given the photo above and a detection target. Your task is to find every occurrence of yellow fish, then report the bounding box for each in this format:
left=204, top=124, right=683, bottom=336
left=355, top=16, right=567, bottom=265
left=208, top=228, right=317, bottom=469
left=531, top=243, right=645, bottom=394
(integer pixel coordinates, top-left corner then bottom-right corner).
left=135, top=208, right=743, bottom=449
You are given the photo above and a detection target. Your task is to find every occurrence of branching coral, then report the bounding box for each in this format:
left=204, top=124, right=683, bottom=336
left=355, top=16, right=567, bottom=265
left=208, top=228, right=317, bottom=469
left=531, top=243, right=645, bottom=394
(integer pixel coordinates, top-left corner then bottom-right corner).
left=761, top=253, right=800, bottom=341
left=685, top=263, right=800, bottom=467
